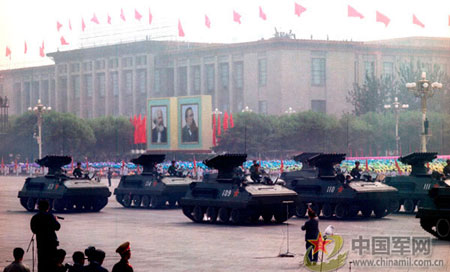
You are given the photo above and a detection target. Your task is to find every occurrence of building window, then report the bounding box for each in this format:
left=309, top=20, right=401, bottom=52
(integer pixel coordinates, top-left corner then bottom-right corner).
left=122, top=57, right=133, bottom=68
left=178, top=67, right=187, bottom=95
left=70, top=63, right=80, bottom=73
left=111, top=72, right=119, bottom=97
left=136, top=55, right=147, bottom=66
left=109, top=58, right=119, bottom=69
left=233, top=61, right=243, bottom=89
left=205, top=64, right=215, bottom=93
left=83, top=62, right=92, bottom=72
left=123, top=71, right=133, bottom=95
left=364, top=61, right=375, bottom=77
left=311, top=58, right=326, bottom=86
left=258, top=100, right=268, bottom=115
left=72, top=76, right=80, bottom=98
left=84, top=75, right=93, bottom=97
left=258, top=59, right=267, bottom=86
left=154, top=69, right=161, bottom=93
left=97, top=73, right=105, bottom=97
left=311, top=100, right=326, bottom=113
left=219, top=63, right=229, bottom=89
left=58, top=64, right=67, bottom=74
left=137, top=70, right=147, bottom=94
left=191, top=65, right=201, bottom=94
left=95, top=60, right=105, bottom=70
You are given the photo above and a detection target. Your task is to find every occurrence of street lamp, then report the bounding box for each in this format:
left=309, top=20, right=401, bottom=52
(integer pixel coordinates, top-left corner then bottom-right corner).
left=406, top=72, right=443, bottom=152
left=284, top=107, right=296, bottom=114
left=384, top=97, right=409, bottom=156
left=28, top=99, right=51, bottom=159
left=241, top=106, right=252, bottom=154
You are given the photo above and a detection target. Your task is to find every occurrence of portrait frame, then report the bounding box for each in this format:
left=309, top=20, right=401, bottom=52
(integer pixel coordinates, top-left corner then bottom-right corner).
left=150, top=105, right=168, bottom=145
left=180, top=103, right=199, bottom=144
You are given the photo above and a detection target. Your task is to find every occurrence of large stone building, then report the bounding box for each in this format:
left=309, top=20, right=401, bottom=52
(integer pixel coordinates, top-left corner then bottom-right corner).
left=0, top=36, right=449, bottom=117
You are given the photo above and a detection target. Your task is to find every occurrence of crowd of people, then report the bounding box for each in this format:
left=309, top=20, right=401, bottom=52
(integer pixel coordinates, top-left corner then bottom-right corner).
left=3, top=199, right=134, bottom=272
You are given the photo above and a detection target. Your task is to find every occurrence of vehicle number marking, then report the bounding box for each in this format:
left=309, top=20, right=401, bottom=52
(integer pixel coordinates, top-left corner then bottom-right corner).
left=423, top=184, right=431, bottom=190
left=144, top=181, right=152, bottom=187
left=47, top=184, right=55, bottom=190
left=222, top=189, right=232, bottom=197
left=326, top=186, right=336, bottom=193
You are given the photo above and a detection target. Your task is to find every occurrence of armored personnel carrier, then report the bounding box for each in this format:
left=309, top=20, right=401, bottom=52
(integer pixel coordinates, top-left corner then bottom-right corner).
left=18, top=155, right=111, bottom=212
left=416, top=182, right=450, bottom=240
left=114, top=154, right=193, bottom=208
left=282, top=153, right=398, bottom=219
left=384, top=152, right=448, bottom=213
left=179, top=154, right=298, bottom=224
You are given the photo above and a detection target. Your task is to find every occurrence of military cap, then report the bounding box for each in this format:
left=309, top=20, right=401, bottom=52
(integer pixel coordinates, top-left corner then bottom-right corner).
left=116, top=241, right=131, bottom=255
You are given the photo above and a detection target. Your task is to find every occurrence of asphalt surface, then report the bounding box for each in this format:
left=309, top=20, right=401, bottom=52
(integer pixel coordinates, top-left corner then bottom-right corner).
left=0, top=176, right=448, bottom=272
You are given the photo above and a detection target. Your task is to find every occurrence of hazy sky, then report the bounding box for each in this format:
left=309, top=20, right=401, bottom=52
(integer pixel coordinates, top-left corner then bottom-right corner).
left=0, top=0, right=449, bottom=70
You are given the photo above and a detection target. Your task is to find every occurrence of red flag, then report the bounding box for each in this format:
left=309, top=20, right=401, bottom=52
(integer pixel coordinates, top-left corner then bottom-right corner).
left=1, top=157, right=4, bottom=172
left=107, top=14, right=112, bottom=24
left=69, top=19, right=72, bottom=30
left=348, top=5, right=364, bottom=19
left=223, top=112, right=229, bottom=131
left=193, top=156, right=197, bottom=174
left=376, top=11, right=390, bottom=27
left=141, top=116, right=147, bottom=144
left=149, top=9, right=153, bottom=24
left=217, top=114, right=222, bottom=136
left=121, top=160, right=125, bottom=171
left=280, top=160, right=284, bottom=173
left=81, top=17, right=86, bottom=31
left=60, top=36, right=69, bottom=46
left=413, top=14, right=425, bottom=28
left=5, top=46, right=11, bottom=59
left=91, top=13, right=100, bottom=24
left=294, top=3, right=307, bottom=17
left=71, top=158, right=74, bottom=171
left=178, top=19, right=185, bottom=37
left=229, top=113, right=234, bottom=128
left=205, top=14, right=211, bottom=28
left=39, top=41, right=45, bottom=57
left=259, top=6, right=267, bottom=20
left=24, top=41, right=27, bottom=54
left=57, top=21, right=63, bottom=32
left=26, top=158, right=29, bottom=172
left=395, top=160, right=402, bottom=175
left=14, top=159, right=17, bottom=172
left=120, top=8, right=126, bottom=22
left=86, top=157, right=89, bottom=170
left=212, top=114, right=216, bottom=146
left=133, top=115, right=139, bottom=144
left=365, top=160, right=369, bottom=171
left=135, top=9, right=142, bottom=21
left=233, top=10, right=241, bottom=24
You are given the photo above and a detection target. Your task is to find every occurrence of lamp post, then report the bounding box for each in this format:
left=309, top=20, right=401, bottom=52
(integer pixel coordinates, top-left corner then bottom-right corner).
left=406, top=72, right=443, bottom=152
left=28, top=99, right=51, bottom=159
left=284, top=107, right=296, bottom=114
left=241, top=106, right=252, bottom=154
left=384, top=97, right=409, bottom=156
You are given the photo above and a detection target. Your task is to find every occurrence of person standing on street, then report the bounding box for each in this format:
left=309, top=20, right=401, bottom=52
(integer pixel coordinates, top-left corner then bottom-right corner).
left=350, top=161, right=361, bottom=180
left=30, top=199, right=61, bottom=272
left=301, top=208, right=319, bottom=264
left=107, top=167, right=113, bottom=187
left=112, top=242, right=133, bottom=272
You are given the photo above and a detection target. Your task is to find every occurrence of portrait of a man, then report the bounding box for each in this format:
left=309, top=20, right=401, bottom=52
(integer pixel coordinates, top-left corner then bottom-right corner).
left=181, top=104, right=199, bottom=143
left=151, top=106, right=168, bottom=144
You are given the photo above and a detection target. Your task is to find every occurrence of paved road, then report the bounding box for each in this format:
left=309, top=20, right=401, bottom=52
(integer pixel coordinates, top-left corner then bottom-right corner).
left=0, top=176, right=448, bottom=271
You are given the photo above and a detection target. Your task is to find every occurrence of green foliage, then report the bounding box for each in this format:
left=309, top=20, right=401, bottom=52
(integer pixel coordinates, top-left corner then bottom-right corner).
left=216, top=110, right=450, bottom=158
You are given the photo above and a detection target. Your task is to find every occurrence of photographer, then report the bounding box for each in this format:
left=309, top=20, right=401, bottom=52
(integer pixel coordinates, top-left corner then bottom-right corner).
left=30, top=199, right=61, bottom=272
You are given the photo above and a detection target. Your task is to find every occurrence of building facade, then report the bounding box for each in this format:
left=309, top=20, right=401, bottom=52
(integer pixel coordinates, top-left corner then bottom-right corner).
left=0, top=37, right=449, bottom=117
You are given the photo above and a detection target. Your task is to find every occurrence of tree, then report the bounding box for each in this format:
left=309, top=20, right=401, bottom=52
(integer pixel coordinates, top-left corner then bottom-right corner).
left=347, top=75, right=395, bottom=116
